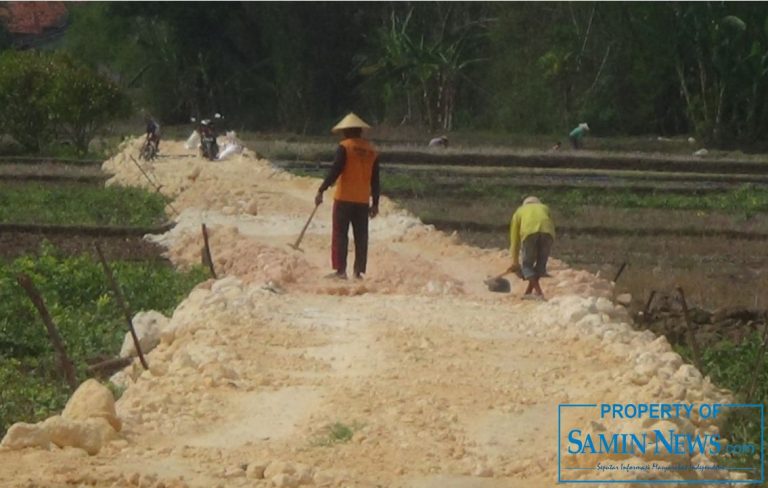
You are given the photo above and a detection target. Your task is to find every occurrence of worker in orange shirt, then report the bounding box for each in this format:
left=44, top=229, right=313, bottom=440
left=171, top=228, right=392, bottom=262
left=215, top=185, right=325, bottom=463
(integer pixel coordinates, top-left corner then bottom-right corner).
left=315, top=113, right=381, bottom=280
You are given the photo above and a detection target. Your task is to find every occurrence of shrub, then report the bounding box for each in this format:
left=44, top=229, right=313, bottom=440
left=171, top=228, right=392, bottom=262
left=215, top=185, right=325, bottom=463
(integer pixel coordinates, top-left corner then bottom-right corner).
left=0, top=243, right=207, bottom=436
left=0, top=51, right=130, bottom=154
left=0, top=51, right=58, bottom=151
left=48, top=59, right=131, bottom=153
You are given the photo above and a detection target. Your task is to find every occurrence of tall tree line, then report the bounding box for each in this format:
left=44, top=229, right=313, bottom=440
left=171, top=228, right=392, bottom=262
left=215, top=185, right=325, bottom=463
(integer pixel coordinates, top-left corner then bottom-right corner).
left=61, top=2, right=768, bottom=146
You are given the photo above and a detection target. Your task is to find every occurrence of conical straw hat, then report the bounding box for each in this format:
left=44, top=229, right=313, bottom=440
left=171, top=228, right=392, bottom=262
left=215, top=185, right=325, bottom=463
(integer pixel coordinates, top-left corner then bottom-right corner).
left=523, top=195, right=541, bottom=205
left=331, top=112, right=371, bottom=133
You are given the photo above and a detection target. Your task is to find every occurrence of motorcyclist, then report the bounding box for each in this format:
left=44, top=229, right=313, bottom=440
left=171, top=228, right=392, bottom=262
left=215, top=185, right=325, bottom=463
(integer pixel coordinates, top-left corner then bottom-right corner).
left=199, top=117, right=219, bottom=160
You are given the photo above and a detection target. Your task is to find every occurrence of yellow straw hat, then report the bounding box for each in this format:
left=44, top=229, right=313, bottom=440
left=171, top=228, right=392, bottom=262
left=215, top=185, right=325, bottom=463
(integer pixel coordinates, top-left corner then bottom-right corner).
left=331, top=112, right=371, bottom=133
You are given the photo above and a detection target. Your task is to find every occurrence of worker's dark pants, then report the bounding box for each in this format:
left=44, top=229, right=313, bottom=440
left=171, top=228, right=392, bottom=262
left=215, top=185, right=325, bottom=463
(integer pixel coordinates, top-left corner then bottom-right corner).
left=331, top=200, right=369, bottom=275
left=569, top=135, right=581, bottom=149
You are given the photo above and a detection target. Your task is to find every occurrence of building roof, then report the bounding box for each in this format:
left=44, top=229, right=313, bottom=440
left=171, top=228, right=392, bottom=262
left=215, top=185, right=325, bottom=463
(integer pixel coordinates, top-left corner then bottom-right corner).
left=0, top=2, right=68, bottom=36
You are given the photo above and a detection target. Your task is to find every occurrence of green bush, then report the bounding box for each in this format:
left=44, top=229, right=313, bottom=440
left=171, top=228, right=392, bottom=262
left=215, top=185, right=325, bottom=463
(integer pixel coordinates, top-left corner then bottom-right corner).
left=0, top=51, right=58, bottom=152
left=0, top=51, right=129, bottom=154
left=676, top=336, right=767, bottom=458
left=0, top=243, right=207, bottom=436
left=48, top=58, right=131, bottom=153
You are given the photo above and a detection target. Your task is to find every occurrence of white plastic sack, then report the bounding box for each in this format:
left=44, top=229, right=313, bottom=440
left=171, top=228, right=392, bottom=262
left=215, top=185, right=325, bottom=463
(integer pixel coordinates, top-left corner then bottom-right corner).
left=216, top=131, right=243, bottom=161
left=217, top=143, right=242, bottom=161
left=185, top=130, right=200, bottom=150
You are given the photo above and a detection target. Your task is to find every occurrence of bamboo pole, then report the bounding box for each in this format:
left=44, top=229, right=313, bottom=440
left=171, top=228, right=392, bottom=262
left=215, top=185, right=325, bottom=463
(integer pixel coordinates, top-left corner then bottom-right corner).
left=94, top=244, right=149, bottom=370
left=641, top=290, right=657, bottom=322
left=16, top=273, right=78, bottom=391
left=613, top=262, right=627, bottom=283
left=201, top=223, right=217, bottom=279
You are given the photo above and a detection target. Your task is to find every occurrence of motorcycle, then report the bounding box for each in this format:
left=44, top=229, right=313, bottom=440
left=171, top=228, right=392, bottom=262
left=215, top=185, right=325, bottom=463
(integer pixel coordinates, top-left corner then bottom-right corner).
left=188, top=114, right=222, bottom=160
left=199, top=120, right=219, bottom=160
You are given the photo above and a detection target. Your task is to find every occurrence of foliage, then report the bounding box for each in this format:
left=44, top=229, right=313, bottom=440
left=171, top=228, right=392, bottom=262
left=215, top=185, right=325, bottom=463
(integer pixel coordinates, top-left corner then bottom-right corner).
left=0, top=50, right=129, bottom=153
left=356, top=6, right=490, bottom=130
left=0, top=51, right=58, bottom=151
left=676, top=334, right=767, bottom=458
left=0, top=182, right=168, bottom=226
left=58, top=3, right=768, bottom=146
left=0, top=243, right=207, bottom=436
left=48, top=59, right=131, bottom=152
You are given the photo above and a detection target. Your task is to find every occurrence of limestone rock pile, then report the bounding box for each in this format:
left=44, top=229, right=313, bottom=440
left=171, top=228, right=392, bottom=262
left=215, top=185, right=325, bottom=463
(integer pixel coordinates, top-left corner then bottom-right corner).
left=1, top=380, right=121, bottom=455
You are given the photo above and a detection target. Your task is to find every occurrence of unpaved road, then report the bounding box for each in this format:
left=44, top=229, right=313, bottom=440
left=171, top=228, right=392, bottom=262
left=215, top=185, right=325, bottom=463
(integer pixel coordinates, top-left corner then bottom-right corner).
left=0, top=140, right=733, bottom=487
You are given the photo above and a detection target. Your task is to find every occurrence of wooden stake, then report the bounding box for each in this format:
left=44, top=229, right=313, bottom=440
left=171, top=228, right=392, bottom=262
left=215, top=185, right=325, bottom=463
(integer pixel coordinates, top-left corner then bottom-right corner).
left=94, top=244, right=149, bottom=370
left=201, top=223, right=217, bottom=279
left=613, top=262, right=627, bottom=283
left=677, top=287, right=703, bottom=373
left=16, top=273, right=78, bottom=391
left=642, top=290, right=657, bottom=321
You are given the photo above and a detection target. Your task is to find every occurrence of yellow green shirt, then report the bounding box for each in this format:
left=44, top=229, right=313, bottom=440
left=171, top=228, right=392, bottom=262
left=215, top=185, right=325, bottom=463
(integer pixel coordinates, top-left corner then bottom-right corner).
left=509, top=203, right=556, bottom=264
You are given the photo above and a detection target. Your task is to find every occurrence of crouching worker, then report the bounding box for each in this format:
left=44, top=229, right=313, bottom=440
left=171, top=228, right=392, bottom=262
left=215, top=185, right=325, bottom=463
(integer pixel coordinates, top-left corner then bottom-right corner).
left=508, top=196, right=555, bottom=300
left=568, top=122, right=589, bottom=149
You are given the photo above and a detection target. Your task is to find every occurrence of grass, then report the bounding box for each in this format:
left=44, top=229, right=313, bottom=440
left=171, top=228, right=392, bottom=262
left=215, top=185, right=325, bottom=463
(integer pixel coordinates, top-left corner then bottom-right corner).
left=674, top=337, right=767, bottom=469
left=0, top=242, right=208, bottom=436
left=380, top=173, right=768, bottom=215
left=0, top=181, right=168, bottom=226
left=311, top=421, right=363, bottom=447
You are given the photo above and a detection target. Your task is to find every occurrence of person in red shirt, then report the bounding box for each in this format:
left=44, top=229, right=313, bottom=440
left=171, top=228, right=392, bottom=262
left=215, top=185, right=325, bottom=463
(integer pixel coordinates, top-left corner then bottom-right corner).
left=315, top=113, right=381, bottom=280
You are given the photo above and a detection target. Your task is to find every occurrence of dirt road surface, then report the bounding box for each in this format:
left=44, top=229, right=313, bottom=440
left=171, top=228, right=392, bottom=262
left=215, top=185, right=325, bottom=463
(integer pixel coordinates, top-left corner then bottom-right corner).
left=0, top=140, right=734, bottom=487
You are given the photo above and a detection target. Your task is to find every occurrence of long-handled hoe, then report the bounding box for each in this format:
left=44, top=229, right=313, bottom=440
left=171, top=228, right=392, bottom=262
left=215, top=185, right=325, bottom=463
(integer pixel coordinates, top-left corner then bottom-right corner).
left=288, top=203, right=320, bottom=252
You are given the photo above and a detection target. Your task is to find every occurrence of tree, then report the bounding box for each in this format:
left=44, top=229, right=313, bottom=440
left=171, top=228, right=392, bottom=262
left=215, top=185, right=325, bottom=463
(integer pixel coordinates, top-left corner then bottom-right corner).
left=358, top=5, right=489, bottom=130
left=0, top=51, right=57, bottom=151
left=49, top=59, right=130, bottom=153
left=0, top=51, right=130, bottom=153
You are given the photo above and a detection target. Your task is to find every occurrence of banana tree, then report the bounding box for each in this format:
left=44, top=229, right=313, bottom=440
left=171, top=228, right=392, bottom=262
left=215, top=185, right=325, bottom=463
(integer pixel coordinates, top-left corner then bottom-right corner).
left=359, top=7, right=487, bottom=130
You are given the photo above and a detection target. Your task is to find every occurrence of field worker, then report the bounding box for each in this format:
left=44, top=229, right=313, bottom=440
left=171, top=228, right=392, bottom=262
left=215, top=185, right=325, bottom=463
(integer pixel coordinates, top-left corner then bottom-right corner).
left=568, top=122, right=589, bottom=149
left=429, top=135, right=449, bottom=148
left=508, top=196, right=555, bottom=300
left=315, top=112, right=381, bottom=280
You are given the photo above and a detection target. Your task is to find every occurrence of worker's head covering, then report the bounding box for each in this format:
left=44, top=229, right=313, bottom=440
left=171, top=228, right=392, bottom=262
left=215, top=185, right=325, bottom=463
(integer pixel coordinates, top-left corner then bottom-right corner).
left=579, top=122, right=590, bottom=131
left=523, top=195, right=541, bottom=205
left=332, top=112, right=371, bottom=133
